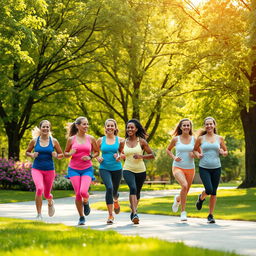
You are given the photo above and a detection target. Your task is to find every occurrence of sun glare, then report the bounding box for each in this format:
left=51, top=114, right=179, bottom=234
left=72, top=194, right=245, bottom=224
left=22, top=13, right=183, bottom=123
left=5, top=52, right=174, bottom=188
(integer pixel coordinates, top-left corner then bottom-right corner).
left=190, top=0, right=206, bottom=7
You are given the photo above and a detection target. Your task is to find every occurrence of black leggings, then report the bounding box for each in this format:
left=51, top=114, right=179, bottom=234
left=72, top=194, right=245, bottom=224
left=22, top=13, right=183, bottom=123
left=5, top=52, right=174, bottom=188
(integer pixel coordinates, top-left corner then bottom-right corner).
left=199, top=167, right=221, bottom=196
left=123, top=170, right=146, bottom=200
left=99, top=169, right=122, bottom=204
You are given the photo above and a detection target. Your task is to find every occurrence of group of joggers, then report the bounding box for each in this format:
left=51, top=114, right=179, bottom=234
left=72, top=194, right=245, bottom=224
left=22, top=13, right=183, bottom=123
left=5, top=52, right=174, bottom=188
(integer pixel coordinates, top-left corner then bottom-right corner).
left=25, top=116, right=228, bottom=225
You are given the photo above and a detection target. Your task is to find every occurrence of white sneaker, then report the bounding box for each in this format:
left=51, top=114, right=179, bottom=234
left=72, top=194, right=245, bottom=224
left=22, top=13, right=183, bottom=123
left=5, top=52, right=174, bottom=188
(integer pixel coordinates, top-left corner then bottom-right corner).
left=36, top=214, right=43, bottom=221
left=48, top=200, right=55, bottom=217
left=172, top=195, right=180, bottom=212
left=180, top=211, right=187, bottom=221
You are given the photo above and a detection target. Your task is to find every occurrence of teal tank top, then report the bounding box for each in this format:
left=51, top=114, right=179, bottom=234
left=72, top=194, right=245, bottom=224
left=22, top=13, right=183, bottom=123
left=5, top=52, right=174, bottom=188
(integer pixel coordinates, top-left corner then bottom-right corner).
left=199, top=135, right=221, bottom=169
left=100, top=136, right=122, bottom=171
left=172, top=136, right=195, bottom=169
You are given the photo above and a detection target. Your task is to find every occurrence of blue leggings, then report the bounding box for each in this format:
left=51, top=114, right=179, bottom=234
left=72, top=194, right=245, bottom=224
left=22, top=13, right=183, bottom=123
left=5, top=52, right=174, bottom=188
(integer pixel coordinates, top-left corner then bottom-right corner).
left=99, top=169, right=122, bottom=204
left=199, top=167, right=221, bottom=196
left=123, top=170, right=146, bottom=200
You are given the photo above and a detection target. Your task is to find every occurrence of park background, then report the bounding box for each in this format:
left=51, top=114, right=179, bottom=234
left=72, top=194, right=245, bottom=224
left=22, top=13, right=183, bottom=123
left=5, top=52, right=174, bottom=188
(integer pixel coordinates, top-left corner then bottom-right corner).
left=0, top=0, right=256, bottom=190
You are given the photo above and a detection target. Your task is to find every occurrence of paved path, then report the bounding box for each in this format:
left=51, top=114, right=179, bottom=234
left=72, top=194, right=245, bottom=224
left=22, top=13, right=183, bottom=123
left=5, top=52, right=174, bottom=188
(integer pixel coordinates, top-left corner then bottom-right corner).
left=0, top=188, right=255, bottom=256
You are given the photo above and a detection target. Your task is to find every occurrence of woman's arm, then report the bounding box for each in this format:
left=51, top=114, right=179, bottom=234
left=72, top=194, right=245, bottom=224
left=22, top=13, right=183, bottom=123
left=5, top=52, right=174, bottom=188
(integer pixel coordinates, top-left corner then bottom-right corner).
left=166, top=137, right=178, bottom=161
left=25, top=139, right=38, bottom=158
left=96, top=137, right=103, bottom=163
left=52, top=138, right=64, bottom=159
left=133, top=138, right=155, bottom=160
left=193, top=136, right=203, bottom=159
left=64, top=137, right=75, bottom=158
left=219, top=136, right=228, bottom=157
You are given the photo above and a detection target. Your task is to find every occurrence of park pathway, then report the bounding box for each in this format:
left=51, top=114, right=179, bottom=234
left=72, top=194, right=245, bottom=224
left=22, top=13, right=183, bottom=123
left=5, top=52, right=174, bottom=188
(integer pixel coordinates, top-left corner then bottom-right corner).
left=0, top=188, right=255, bottom=256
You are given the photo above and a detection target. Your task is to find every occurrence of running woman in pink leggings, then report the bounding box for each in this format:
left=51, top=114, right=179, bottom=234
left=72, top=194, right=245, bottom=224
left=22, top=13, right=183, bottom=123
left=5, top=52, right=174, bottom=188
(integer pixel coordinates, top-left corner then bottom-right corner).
left=64, top=116, right=99, bottom=225
left=26, top=120, right=63, bottom=220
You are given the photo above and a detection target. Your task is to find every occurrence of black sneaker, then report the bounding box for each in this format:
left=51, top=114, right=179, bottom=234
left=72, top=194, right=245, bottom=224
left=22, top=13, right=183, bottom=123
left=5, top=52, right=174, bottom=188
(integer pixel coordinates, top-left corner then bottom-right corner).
left=78, top=216, right=85, bottom=225
left=132, top=214, right=139, bottom=224
left=196, top=194, right=205, bottom=210
left=83, top=201, right=91, bottom=216
left=207, top=214, right=215, bottom=224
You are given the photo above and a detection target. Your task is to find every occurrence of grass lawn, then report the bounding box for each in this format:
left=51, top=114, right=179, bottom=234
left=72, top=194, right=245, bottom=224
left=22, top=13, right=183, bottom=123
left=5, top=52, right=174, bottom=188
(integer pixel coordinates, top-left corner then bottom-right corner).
left=0, top=217, right=240, bottom=256
left=92, top=188, right=256, bottom=221
left=0, top=190, right=74, bottom=204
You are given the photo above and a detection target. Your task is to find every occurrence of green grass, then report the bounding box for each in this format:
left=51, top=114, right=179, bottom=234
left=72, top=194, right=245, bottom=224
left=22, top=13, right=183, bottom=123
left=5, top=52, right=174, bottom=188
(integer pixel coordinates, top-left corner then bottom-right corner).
left=0, top=217, right=240, bottom=256
left=0, top=190, right=74, bottom=204
left=92, top=188, right=256, bottom=221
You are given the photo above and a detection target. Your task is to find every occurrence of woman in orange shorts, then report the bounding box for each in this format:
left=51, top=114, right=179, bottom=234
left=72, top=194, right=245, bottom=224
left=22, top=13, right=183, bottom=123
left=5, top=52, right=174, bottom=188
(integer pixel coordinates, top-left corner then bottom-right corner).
left=166, top=118, right=195, bottom=221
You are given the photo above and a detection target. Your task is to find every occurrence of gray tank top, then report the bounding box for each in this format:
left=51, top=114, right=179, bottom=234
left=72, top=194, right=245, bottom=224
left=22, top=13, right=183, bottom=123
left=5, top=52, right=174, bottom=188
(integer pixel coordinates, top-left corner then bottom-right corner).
left=199, top=135, right=221, bottom=169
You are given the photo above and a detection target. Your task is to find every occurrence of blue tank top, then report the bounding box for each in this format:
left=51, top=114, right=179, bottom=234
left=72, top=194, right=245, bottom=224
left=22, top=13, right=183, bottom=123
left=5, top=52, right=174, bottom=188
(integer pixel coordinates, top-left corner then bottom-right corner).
left=100, top=136, right=122, bottom=171
left=199, top=135, right=221, bottom=169
left=172, top=136, right=195, bottom=169
left=32, top=136, right=55, bottom=171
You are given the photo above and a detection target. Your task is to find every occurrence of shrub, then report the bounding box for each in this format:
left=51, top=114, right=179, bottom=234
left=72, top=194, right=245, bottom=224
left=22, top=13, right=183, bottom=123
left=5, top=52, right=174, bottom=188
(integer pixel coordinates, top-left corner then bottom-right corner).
left=53, top=174, right=73, bottom=190
left=0, top=158, right=35, bottom=191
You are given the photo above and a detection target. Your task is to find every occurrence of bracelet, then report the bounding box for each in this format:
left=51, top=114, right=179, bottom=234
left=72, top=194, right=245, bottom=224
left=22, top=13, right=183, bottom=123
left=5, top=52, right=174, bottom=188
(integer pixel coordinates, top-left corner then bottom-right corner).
left=89, top=154, right=93, bottom=160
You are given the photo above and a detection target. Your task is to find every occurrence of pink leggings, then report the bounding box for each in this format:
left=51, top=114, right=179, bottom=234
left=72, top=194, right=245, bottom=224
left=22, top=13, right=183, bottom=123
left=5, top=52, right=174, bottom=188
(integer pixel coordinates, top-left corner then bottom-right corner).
left=31, top=168, right=55, bottom=199
left=70, top=175, right=92, bottom=201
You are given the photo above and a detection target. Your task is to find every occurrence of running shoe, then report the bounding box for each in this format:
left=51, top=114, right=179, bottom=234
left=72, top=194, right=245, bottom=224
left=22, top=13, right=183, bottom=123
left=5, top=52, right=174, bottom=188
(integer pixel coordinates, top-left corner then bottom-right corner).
left=132, top=214, right=139, bottom=224
left=196, top=194, right=205, bottom=210
left=172, top=195, right=180, bottom=212
left=48, top=200, right=55, bottom=217
left=83, top=201, right=91, bottom=216
left=107, top=216, right=114, bottom=225
left=36, top=214, right=43, bottom=221
left=207, top=214, right=215, bottom=224
left=130, top=212, right=134, bottom=221
left=114, top=199, right=120, bottom=214
left=78, top=216, right=86, bottom=225
left=180, top=211, right=187, bottom=221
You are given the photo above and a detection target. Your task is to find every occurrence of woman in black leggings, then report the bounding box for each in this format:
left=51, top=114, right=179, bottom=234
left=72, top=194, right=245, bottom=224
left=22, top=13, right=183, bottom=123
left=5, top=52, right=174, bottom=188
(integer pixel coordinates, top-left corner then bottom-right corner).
left=97, top=119, right=124, bottom=224
left=193, top=117, right=228, bottom=223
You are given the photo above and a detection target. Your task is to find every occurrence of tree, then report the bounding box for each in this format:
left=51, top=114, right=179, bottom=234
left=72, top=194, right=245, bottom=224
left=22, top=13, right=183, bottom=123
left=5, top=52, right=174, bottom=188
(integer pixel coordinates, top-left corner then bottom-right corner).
left=0, top=0, right=104, bottom=159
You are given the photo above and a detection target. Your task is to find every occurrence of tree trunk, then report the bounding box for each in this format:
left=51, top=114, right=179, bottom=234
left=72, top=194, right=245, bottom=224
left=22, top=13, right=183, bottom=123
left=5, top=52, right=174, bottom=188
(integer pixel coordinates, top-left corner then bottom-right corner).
left=239, top=107, right=256, bottom=187
left=7, top=128, right=21, bottom=160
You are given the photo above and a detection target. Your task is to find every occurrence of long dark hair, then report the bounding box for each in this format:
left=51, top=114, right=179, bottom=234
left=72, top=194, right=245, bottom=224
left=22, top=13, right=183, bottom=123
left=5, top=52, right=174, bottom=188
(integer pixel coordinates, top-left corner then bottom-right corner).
left=199, top=117, right=217, bottom=136
left=172, top=118, right=193, bottom=136
left=66, top=117, right=88, bottom=137
left=105, top=118, right=119, bottom=136
left=125, top=119, right=147, bottom=139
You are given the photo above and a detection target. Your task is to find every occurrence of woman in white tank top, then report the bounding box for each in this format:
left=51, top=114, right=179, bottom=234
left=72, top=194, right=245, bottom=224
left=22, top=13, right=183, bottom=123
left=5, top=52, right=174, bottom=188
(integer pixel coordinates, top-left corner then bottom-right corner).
left=166, top=118, right=195, bottom=221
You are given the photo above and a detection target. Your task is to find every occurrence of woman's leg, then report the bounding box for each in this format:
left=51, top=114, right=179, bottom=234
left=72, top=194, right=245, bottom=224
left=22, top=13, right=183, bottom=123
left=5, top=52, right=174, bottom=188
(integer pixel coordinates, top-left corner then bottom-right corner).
left=134, top=172, right=146, bottom=209
left=123, top=170, right=137, bottom=214
left=31, top=169, right=44, bottom=215
left=182, top=169, right=195, bottom=211
left=173, top=168, right=189, bottom=212
left=70, top=176, right=83, bottom=217
left=99, top=169, right=114, bottom=217
left=199, top=167, right=213, bottom=200
left=209, top=168, right=221, bottom=214
left=42, top=170, right=55, bottom=202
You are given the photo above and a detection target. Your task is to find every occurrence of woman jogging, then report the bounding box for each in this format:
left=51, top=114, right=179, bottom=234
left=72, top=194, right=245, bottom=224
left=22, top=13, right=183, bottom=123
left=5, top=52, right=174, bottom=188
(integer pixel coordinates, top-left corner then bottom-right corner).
left=26, top=120, right=63, bottom=220
left=97, top=119, right=124, bottom=224
left=64, top=116, right=99, bottom=225
left=193, top=117, right=228, bottom=223
left=166, top=118, right=195, bottom=221
left=122, top=119, right=155, bottom=224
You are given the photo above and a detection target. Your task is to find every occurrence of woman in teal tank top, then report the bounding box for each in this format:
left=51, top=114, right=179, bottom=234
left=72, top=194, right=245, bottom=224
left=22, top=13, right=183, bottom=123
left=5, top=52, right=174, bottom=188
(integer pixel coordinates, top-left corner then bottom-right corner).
left=193, top=117, right=228, bottom=224
left=96, top=119, right=124, bottom=224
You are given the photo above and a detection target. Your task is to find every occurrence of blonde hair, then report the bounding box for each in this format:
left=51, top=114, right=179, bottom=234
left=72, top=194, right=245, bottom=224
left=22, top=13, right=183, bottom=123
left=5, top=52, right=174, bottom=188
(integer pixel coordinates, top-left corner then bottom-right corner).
left=32, top=120, right=52, bottom=139
left=104, top=118, right=119, bottom=135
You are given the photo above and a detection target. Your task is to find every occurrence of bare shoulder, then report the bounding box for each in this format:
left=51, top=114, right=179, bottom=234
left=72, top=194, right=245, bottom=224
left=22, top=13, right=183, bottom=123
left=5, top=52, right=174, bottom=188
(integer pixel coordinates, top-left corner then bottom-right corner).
left=118, top=137, right=125, bottom=143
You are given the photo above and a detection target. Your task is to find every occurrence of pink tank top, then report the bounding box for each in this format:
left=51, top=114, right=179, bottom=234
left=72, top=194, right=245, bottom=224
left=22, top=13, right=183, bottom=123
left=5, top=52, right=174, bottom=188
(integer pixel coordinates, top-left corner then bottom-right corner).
left=69, top=135, right=92, bottom=170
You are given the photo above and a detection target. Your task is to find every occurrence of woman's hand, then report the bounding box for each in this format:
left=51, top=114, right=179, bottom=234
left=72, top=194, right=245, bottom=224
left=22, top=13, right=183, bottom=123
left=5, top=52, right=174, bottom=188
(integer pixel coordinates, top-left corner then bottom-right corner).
left=32, top=152, right=39, bottom=158
left=174, top=156, right=182, bottom=162
left=133, top=153, right=143, bottom=159
left=52, top=152, right=58, bottom=158
left=114, top=153, right=121, bottom=162
left=96, top=156, right=104, bottom=163
left=81, top=155, right=92, bottom=161
left=219, top=148, right=228, bottom=156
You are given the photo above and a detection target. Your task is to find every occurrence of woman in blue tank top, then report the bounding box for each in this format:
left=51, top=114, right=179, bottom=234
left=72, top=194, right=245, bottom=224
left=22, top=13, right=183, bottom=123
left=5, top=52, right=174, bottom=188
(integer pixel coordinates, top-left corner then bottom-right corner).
left=96, top=119, right=124, bottom=224
left=166, top=118, right=195, bottom=221
left=26, top=120, right=63, bottom=221
left=193, top=117, right=228, bottom=224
